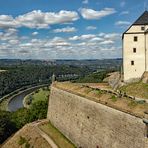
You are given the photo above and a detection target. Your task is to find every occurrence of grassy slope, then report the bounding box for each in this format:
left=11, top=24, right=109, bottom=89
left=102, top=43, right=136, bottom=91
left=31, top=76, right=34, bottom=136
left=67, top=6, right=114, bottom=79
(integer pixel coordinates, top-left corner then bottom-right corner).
left=32, top=88, right=49, bottom=103
left=120, top=82, right=148, bottom=99
left=24, top=87, right=50, bottom=107
left=1, top=123, right=51, bottom=148
left=39, top=122, right=76, bottom=148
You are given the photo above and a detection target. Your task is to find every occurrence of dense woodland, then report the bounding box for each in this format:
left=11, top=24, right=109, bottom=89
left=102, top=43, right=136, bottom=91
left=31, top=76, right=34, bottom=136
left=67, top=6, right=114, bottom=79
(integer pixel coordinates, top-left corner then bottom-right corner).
left=0, top=65, right=91, bottom=98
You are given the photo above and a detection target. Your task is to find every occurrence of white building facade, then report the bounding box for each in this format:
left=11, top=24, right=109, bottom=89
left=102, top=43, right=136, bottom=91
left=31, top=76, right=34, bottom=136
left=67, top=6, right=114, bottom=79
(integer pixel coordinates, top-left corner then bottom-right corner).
left=123, top=11, right=148, bottom=82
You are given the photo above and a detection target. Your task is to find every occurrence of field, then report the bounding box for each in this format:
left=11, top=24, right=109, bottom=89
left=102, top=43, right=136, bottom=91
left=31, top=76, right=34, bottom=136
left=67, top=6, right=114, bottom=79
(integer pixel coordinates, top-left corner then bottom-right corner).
left=39, top=121, right=76, bottom=148
left=120, top=82, right=148, bottom=99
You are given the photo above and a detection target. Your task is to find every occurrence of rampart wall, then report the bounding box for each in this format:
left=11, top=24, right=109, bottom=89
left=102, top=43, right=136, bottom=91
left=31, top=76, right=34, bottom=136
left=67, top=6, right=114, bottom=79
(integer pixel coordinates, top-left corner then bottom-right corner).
left=47, top=86, right=148, bottom=148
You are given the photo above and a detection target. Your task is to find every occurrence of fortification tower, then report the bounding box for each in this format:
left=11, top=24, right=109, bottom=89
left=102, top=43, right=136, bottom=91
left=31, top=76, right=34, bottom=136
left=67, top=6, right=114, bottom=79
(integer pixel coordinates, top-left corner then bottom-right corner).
left=123, top=11, right=148, bottom=82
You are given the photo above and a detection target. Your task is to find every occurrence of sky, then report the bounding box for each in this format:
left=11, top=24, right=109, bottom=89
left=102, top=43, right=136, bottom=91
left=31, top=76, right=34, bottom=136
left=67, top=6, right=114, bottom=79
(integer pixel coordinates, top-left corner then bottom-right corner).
left=0, top=0, right=147, bottom=59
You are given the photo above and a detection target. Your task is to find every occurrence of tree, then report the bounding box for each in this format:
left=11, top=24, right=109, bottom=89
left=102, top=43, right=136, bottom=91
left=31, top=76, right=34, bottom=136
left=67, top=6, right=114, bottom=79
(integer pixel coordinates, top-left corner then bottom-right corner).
left=0, top=110, right=17, bottom=143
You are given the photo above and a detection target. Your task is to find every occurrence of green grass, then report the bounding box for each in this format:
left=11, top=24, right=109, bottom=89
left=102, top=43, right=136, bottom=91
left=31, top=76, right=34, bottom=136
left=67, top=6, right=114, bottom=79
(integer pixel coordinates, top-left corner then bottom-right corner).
left=120, top=82, right=148, bottom=99
left=25, top=87, right=50, bottom=106
left=109, top=95, right=118, bottom=102
left=32, top=87, right=50, bottom=103
left=39, top=121, right=76, bottom=148
left=18, top=136, right=30, bottom=148
left=128, top=100, right=138, bottom=108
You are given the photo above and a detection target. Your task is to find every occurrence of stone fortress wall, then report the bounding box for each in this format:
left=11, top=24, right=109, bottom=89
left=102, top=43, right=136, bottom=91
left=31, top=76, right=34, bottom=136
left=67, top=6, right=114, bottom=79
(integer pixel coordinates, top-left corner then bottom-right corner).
left=47, top=86, right=148, bottom=148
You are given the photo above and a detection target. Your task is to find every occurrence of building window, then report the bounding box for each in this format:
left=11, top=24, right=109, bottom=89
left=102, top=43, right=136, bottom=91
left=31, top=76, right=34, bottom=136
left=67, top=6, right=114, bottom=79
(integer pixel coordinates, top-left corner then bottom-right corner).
left=141, top=26, right=145, bottom=30
left=131, top=61, right=134, bottom=65
left=134, top=36, right=138, bottom=42
left=133, top=48, right=136, bottom=53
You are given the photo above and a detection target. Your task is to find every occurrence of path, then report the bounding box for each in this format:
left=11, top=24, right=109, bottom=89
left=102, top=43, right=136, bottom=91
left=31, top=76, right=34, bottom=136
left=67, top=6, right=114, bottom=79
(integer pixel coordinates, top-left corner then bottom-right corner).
left=31, top=120, right=58, bottom=148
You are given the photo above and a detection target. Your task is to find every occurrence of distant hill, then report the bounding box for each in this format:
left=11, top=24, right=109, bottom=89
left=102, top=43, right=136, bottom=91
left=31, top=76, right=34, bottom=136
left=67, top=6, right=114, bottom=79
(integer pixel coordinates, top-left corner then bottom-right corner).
left=0, top=59, right=122, bottom=70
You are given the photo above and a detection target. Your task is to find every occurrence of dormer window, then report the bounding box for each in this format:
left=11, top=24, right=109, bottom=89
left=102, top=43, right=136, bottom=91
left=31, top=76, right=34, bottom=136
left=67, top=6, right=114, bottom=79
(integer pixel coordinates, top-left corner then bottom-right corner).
left=134, top=36, right=138, bottom=42
left=141, top=26, right=145, bottom=30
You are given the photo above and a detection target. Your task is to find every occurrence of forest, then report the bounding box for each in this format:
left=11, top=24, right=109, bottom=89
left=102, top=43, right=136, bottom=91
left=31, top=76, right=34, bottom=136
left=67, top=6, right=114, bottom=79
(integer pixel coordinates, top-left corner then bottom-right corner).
left=0, top=64, right=91, bottom=98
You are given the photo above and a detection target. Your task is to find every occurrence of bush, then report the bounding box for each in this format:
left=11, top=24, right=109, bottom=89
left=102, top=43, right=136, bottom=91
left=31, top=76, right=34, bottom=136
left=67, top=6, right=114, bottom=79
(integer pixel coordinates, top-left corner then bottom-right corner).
left=11, top=108, right=29, bottom=129
left=18, top=136, right=26, bottom=145
left=110, top=95, right=117, bottom=102
left=28, top=98, right=48, bottom=122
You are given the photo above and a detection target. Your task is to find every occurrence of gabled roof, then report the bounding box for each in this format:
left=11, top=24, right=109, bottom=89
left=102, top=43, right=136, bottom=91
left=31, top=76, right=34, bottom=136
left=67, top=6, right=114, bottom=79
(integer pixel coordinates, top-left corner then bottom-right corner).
left=133, top=11, right=148, bottom=25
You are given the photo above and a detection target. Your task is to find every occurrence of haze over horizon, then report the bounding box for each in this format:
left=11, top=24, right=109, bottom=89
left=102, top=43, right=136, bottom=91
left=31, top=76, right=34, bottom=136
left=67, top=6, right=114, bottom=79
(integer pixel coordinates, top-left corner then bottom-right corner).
left=0, top=0, right=147, bottom=59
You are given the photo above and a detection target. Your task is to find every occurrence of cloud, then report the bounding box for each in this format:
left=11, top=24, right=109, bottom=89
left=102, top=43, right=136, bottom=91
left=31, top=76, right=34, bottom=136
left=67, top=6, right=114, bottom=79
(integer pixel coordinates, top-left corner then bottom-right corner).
left=99, top=40, right=114, bottom=45
left=53, top=26, right=77, bottom=33
left=120, top=11, right=129, bottom=15
left=32, top=32, right=38, bottom=35
left=82, top=0, right=88, bottom=4
left=0, top=31, right=122, bottom=59
left=79, top=8, right=116, bottom=20
left=0, top=10, right=79, bottom=29
left=120, top=1, right=126, bottom=7
left=115, top=21, right=130, bottom=26
left=0, top=15, right=18, bottom=28
left=69, top=34, right=96, bottom=40
left=86, top=26, right=97, bottom=30
left=0, top=28, right=18, bottom=41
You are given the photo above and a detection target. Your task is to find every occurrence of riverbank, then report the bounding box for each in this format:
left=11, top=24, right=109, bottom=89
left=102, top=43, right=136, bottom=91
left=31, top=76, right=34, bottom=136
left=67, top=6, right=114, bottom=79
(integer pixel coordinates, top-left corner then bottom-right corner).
left=0, top=84, right=49, bottom=111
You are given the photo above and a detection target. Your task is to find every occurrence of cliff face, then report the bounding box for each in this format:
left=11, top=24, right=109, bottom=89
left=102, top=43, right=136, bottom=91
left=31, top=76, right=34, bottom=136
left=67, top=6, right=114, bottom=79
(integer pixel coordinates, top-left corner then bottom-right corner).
left=48, top=86, right=148, bottom=148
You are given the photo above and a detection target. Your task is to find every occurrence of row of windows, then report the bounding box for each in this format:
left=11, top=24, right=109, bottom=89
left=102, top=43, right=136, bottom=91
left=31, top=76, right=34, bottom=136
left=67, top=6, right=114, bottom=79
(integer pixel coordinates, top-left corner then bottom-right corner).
left=130, top=27, right=145, bottom=66
left=132, top=34, right=138, bottom=65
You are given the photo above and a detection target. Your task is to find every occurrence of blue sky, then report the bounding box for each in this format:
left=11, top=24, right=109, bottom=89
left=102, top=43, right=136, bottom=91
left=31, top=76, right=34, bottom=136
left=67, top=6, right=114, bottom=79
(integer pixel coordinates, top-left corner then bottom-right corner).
left=0, top=0, right=147, bottom=59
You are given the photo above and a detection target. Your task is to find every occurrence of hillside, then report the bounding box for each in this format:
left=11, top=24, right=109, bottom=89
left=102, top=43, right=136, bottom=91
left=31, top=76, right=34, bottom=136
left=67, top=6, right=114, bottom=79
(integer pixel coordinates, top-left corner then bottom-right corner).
left=1, top=120, right=76, bottom=148
left=120, top=82, right=148, bottom=99
left=1, top=123, right=51, bottom=148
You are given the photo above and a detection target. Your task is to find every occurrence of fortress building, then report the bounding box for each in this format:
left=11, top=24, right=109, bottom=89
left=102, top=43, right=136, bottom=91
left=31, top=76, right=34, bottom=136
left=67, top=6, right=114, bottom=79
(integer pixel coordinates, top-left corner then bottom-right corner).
left=123, top=11, right=148, bottom=82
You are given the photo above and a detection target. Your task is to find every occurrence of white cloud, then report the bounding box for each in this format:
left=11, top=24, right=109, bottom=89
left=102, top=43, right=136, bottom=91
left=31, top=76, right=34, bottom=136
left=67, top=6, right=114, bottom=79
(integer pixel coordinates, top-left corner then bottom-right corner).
left=79, top=8, right=116, bottom=20
left=8, top=39, right=19, bottom=45
left=0, top=28, right=18, bottom=41
left=0, top=32, right=122, bottom=59
left=120, top=11, right=129, bottom=15
left=53, top=26, right=77, bottom=33
left=115, top=21, right=130, bottom=26
left=0, top=10, right=79, bottom=29
left=86, top=26, right=97, bottom=30
left=99, top=40, right=114, bottom=45
left=32, top=32, right=38, bottom=35
left=82, top=0, right=88, bottom=4
left=0, top=15, right=18, bottom=28
left=69, top=34, right=96, bottom=40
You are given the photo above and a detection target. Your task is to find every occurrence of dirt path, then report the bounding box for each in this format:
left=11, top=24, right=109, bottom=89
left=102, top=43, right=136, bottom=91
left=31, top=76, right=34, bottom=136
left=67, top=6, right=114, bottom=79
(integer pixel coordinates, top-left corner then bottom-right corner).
left=31, top=120, right=58, bottom=148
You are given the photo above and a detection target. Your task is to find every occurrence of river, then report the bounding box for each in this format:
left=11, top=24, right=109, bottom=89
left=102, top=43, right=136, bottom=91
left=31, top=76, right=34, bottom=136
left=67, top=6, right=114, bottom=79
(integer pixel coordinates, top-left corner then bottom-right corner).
left=8, top=85, right=48, bottom=112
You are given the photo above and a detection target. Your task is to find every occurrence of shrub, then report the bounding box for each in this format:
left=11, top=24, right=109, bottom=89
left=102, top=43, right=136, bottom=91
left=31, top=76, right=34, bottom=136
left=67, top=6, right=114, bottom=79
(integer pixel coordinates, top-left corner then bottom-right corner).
left=110, top=95, right=117, bottom=102
left=18, top=136, right=26, bottom=145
